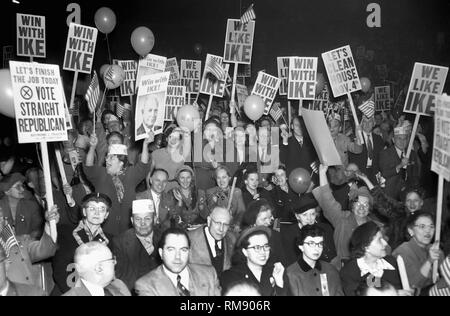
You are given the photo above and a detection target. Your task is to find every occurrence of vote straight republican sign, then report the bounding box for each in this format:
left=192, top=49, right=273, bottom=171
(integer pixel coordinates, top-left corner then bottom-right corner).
left=322, top=45, right=361, bottom=98
left=16, top=14, right=46, bottom=58
left=63, top=23, right=98, bottom=74
left=403, top=62, right=449, bottom=117
left=9, top=61, right=67, bottom=144
left=224, top=19, right=255, bottom=64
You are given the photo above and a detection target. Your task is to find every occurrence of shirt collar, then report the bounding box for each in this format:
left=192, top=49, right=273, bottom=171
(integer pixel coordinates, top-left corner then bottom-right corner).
left=394, top=146, right=404, bottom=158
left=357, top=258, right=396, bottom=278
left=81, top=279, right=105, bottom=296
left=297, top=255, right=321, bottom=272
left=204, top=226, right=221, bottom=256
left=162, top=265, right=189, bottom=291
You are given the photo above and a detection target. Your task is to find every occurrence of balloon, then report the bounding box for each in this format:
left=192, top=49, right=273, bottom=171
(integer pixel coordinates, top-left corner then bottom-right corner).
left=176, top=105, right=201, bottom=132
left=289, top=168, right=311, bottom=194
left=360, top=77, right=371, bottom=93
left=99, top=64, right=110, bottom=78
left=315, top=73, right=325, bottom=95
left=103, top=65, right=125, bottom=89
left=0, top=69, right=15, bottom=118
left=194, top=43, right=202, bottom=55
left=244, top=95, right=265, bottom=121
left=94, top=7, right=117, bottom=34
left=131, top=27, right=155, bottom=57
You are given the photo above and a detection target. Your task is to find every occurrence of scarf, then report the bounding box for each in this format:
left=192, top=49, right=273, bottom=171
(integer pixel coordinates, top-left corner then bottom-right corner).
left=357, top=257, right=395, bottom=278
left=111, top=171, right=125, bottom=203
left=72, top=220, right=109, bottom=246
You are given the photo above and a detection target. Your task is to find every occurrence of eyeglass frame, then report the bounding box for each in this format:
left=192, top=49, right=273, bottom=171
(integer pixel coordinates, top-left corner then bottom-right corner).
left=303, top=241, right=324, bottom=248
left=247, top=244, right=271, bottom=252
left=210, top=218, right=231, bottom=229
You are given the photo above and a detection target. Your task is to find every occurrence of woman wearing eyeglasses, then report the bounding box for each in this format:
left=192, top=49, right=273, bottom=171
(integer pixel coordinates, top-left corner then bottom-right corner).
left=392, top=211, right=444, bottom=295
left=220, top=226, right=289, bottom=296
left=286, top=224, right=343, bottom=296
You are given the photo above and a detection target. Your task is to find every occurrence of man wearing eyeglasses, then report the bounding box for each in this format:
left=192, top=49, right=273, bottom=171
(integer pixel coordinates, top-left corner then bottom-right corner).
left=63, top=242, right=130, bottom=296
left=187, top=207, right=236, bottom=276
left=286, top=224, right=343, bottom=296
left=52, top=193, right=114, bottom=295
left=135, top=227, right=221, bottom=296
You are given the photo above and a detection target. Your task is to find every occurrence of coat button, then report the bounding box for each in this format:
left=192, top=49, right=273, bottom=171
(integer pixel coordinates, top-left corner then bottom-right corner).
left=316, top=288, right=320, bottom=292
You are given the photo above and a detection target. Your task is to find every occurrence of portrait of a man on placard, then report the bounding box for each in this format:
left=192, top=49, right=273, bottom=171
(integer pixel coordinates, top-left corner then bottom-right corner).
left=136, top=93, right=164, bottom=139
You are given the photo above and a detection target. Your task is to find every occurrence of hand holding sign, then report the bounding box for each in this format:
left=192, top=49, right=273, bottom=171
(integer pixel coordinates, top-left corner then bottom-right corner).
left=0, top=69, right=15, bottom=118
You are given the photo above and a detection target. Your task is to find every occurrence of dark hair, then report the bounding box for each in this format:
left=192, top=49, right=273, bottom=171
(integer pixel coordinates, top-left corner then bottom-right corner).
left=402, top=187, right=425, bottom=203
left=406, top=210, right=435, bottom=230
left=214, top=165, right=231, bottom=179
left=242, top=199, right=272, bottom=228
left=239, top=230, right=270, bottom=250
left=106, top=131, right=124, bottom=144
left=350, top=221, right=381, bottom=259
left=158, top=227, right=191, bottom=250
left=243, top=165, right=258, bottom=182
left=295, top=224, right=325, bottom=246
left=77, top=119, right=93, bottom=136
left=81, top=193, right=112, bottom=210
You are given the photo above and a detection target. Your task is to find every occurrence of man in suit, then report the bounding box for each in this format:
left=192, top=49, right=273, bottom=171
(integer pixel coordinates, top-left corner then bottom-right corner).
left=349, top=115, right=385, bottom=184
left=113, top=200, right=162, bottom=292
left=379, top=126, right=420, bottom=200
left=137, top=95, right=163, bottom=137
left=135, top=227, right=221, bottom=296
left=63, top=242, right=130, bottom=296
left=136, top=169, right=181, bottom=231
left=187, top=207, right=236, bottom=276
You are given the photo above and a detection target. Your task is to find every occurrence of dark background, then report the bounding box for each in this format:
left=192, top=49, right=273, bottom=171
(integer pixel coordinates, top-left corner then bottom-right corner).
left=1, top=0, right=450, bottom=134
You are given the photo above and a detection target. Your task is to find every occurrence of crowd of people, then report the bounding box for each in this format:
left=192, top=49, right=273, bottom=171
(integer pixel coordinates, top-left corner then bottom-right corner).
left=0, top=80, right=450, bottom=297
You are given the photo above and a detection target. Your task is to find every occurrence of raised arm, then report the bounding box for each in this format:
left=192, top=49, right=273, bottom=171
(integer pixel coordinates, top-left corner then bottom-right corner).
left=141, top=131, right=155, bottom=164
left=85, top=134, right=98, bottom=167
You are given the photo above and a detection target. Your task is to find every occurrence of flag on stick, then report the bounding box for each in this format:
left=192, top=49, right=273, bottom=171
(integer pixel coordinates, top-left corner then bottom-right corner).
left=85, top=71, right=100, bottom=114
left=269, top=102, right=283, bottom=122
left=241, top=4, right=256, bottom=24
left=358, top=95, right=375, bottom=118
left=206, top=58, right=226, bottom=81
left=0, top=224, right=19, bottom=257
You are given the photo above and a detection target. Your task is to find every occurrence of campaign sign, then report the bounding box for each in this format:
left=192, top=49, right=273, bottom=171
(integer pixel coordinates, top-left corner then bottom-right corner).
left=180, top=60, right=202, bottom=94
left=165, top=85, right=186, bottom=121
left=63, top=23, right=98, bottom=74
left=375, top=86, right=391, bottom=112
left=200, top=54, right=229, bottom=98
left=117, top=60, right=137, bottom=97
left=16, top=14, right=46, bottom=58
left=277, top=57, right=290, bottom=96
left=403, top=62, right=449, bottom=117
left=251, top=72, right=281, bottom=115
left=236, top=84, right=249, bottom=109
left=135, top=72, right=170, bottom=140
left=322, top=45, right=361, bottom=98
left=10, top=61, right=67, bottom=143
left=136, top=54, right=167, bottom=91
left=166, top=58, right=181, bottom=86
left=288, top=57, right=318, bottom=100
left=431, top=94, right=450, bottom=180
left=223, top=19, right=255, bottom=64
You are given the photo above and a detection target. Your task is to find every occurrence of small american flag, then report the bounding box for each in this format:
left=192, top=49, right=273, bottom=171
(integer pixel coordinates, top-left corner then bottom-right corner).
left=116, top=103, right=126, bottom=118
left=0, top=224, right=19, bottom=257
left=310, top=161, right=319, bottom=174
left=85, top=71, right=100, bottom=114
left=241, top=4, right=256, bottom=24
left=269, top=102, right=283, bottom=122
left=359, top=95, right=375, bottom=118
left=206, top=57, right=226, bottom=81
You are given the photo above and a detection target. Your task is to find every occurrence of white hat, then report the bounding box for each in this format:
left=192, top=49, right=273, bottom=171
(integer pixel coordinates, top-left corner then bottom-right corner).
left=108, top=144, right=128, bottom=156
left=123, top=103, right=132, bottom=111
left=394, top=126, right=408, bottom=136
left=132, top=199, right=155, bottom=215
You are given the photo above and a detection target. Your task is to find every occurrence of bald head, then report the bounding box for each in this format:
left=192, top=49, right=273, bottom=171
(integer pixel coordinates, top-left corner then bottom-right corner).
left=74, top=242, right=115, bottom=287
left=207, top=207, right=232, bottom=241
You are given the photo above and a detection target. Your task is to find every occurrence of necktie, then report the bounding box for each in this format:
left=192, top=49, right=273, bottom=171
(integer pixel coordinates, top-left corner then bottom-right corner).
left=367, top=136, right=374, bottom=160
left=154, top=194, right=161, bottom=223
left=215, top=240, right=223, bottom=258
left=177, top=275, right=190, bottom=296
left=400, top=152, right=407, bottom=181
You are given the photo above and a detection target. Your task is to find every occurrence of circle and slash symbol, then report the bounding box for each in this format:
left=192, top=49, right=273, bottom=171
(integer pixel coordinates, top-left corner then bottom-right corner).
left=20, top=86, right=33, bottom=100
